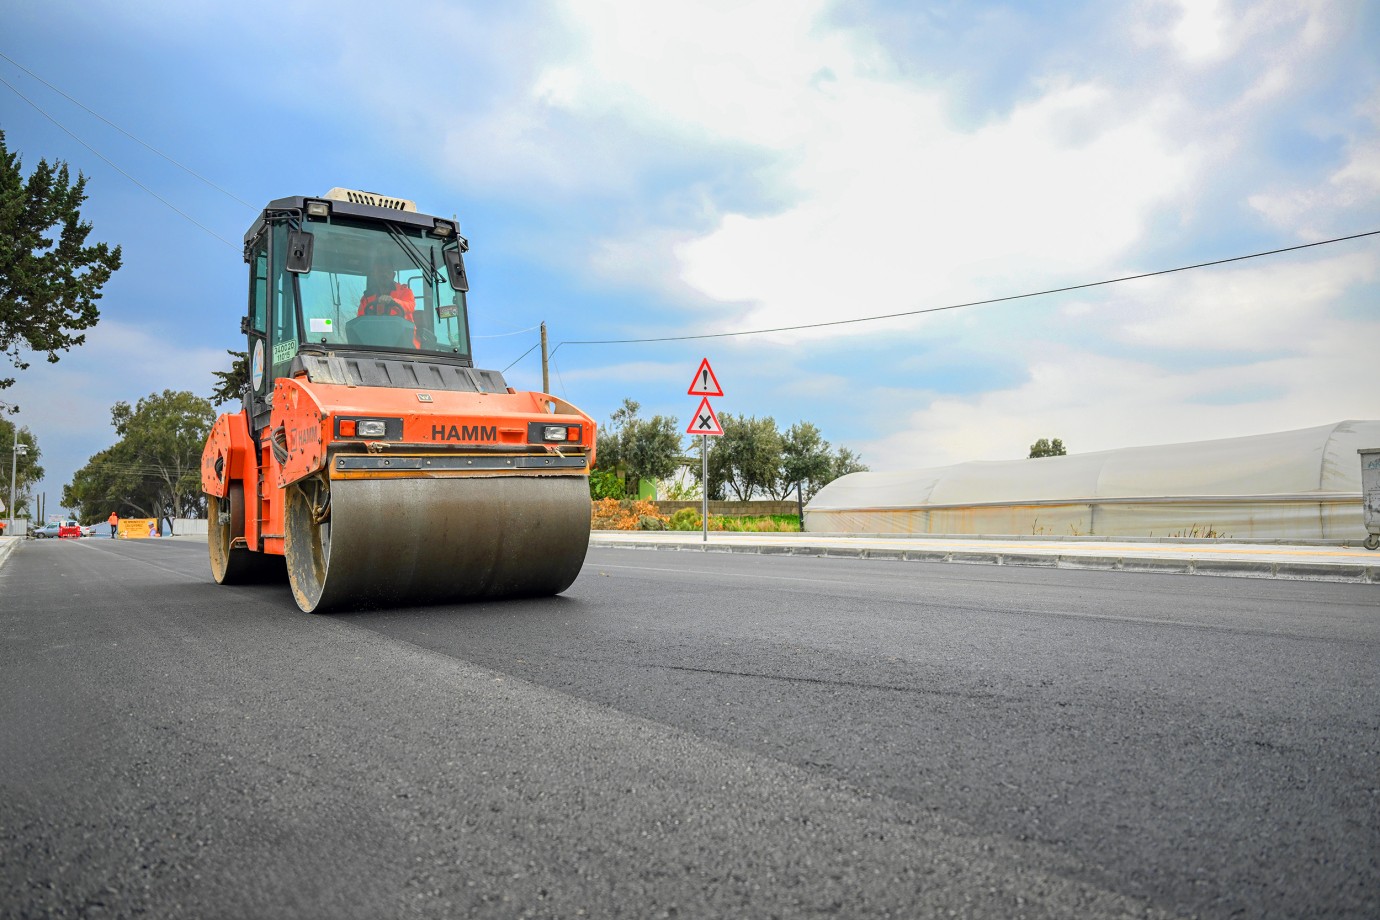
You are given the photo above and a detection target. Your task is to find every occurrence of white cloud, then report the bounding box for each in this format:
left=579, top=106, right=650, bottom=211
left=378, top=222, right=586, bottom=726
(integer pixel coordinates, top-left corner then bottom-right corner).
left=1118, top=250, right=1377, bottom=351
left=1250, top=88, right=1380, bottom=234
left=859, top=316, right=1375, bottom=472
left=463, top=3, right=1214, bottom=341
left=1170, top=0, right=1231, bottom=63
left=547, top=360, right=686, bottom=388
left=7, top=320, right=228, bottom=498
left=543, top=0, right=844, bottom=146
left=674, top=78, right=1194, bottom=336
left=850, top=243, right=1378, bottom=471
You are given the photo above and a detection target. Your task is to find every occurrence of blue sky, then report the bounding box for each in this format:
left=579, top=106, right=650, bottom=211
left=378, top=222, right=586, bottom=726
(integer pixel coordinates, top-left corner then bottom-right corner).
left=3, top=0, right=1378, bottom=514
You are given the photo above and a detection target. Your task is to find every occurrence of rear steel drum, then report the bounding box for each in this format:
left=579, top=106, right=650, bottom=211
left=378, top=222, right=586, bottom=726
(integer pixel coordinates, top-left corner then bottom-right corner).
left=208, top=484, right=286, bottom=584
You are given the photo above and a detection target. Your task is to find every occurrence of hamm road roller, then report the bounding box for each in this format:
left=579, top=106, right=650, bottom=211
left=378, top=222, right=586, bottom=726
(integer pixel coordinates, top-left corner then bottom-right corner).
left=201, top=189, right=596, bottom=612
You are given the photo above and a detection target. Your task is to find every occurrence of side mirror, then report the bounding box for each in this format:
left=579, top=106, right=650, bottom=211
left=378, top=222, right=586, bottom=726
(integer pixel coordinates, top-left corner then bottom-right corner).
left=286, top=229, right=314, bottom=274
left=444, top=249, right=469, bottom=293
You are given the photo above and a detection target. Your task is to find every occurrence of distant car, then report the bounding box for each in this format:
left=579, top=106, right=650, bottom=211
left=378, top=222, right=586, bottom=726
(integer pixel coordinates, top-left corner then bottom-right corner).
left=32, top=521, right=81, bottom=539
left=82, top=524, right=99, bottom=537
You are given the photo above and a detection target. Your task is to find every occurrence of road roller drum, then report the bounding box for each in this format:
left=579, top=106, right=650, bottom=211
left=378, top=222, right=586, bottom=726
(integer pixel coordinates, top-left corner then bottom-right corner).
left=284, top=475, right=591, bottom=613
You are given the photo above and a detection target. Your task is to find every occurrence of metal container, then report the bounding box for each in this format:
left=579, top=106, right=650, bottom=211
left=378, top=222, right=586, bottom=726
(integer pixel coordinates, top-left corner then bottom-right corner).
left=1360, top=448, right=1380, bottom=550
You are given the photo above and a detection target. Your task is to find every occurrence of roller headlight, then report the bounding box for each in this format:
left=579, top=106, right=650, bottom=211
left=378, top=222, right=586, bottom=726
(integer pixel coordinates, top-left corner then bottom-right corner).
left=358, top=420, right=388, bottom=438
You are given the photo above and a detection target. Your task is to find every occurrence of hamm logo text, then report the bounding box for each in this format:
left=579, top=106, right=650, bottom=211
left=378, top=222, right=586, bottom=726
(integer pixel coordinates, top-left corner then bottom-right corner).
left=432, top=424, right=497, bottom=441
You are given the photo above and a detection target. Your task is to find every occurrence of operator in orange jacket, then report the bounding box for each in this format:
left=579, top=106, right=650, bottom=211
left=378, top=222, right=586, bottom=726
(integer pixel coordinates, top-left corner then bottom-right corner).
left=108, top=511, right=119, bottom=539
left=357, top=255, right=420, bottom=348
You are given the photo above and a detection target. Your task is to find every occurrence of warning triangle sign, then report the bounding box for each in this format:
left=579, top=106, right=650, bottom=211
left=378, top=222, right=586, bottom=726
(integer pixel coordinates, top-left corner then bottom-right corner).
left=686, top=397, right=724, bottom=436
left=687, top=358, right=724, bottom=397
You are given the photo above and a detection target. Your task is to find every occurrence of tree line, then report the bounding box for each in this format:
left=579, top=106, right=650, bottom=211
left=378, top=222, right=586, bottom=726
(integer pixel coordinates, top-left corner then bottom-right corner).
left=63, top=390, right=212, bottom=523
left=592, top=398, right=868, bottom=502
left=0, top=417, right=44, bottom=520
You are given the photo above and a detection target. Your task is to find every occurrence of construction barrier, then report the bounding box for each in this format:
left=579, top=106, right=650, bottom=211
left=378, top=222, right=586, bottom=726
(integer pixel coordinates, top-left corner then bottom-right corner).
left=116, top=519, right=159, bottom=539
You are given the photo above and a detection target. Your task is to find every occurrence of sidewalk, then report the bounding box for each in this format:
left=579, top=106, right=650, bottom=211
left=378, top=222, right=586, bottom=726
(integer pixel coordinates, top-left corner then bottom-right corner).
left=589, top=531, right=1380, bottom=584
left=4, top=533, right=1374, bottom=585
left=0, top=536, right=17, bottom=570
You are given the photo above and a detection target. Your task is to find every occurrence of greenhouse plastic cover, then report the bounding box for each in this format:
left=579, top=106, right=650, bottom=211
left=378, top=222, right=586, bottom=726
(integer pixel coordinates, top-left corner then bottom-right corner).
left=805, top=420, right=1379, bottom=540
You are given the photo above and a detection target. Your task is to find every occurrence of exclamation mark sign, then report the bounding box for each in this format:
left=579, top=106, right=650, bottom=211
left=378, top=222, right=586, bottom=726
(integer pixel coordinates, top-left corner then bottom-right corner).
left=702, top=369, right=709, bottom=390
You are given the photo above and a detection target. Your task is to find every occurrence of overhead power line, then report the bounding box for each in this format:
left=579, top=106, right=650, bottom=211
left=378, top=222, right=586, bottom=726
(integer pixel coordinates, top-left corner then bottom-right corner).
left=0, top=51, right=256, bottom=210
left=502, top=341, right=542, bottom=374
left=475, top=323, right=545, bottom=339
left=0, top=71, right=239, bottom=249
left=549, top=229, right=1380, bottom=356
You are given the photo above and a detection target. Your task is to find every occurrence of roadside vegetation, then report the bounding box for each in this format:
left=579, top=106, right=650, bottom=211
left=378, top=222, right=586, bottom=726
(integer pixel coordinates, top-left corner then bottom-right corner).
left=592, top=499, right=802, bottom=532
left=592, top=398, right=868, bottom=504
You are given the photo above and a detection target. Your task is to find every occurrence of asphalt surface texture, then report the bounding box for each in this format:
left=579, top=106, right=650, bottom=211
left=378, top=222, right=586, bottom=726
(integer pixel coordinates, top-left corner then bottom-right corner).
left=0, top=534, right=1376, bottom=919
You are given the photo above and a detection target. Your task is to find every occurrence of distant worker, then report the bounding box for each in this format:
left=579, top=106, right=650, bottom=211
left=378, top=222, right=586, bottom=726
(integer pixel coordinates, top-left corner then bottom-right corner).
left=108, top=511, right=119, bottom=539
left=357, top=255, right=420, bottom=347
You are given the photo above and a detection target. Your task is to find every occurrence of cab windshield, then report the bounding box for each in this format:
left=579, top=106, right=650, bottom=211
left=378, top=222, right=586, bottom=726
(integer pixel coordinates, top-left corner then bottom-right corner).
left=292, top=216, right=471, bottom=359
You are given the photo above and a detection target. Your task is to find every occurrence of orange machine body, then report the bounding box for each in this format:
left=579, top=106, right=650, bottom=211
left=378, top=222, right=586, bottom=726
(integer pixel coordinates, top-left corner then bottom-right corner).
left=201, top=378, right=595, bottom=559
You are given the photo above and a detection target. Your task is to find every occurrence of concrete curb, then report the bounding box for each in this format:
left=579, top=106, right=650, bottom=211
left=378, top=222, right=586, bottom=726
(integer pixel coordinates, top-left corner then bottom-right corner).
left=589, top=537, right=1378, bottom=585
left=0, top=537, right=20, bottom=571
left=4, top=533, right=1369, bottom=585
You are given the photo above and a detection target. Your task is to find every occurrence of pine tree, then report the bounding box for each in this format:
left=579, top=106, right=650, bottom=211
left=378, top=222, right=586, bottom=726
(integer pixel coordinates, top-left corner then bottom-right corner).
left=0, top=131, right=123, bottom=397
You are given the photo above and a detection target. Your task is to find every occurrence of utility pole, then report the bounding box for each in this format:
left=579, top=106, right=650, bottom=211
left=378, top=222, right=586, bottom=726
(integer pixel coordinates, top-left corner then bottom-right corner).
left=8, top=442, right=26, bottom=536
left=3, top=402, right=23, bottom=536
left=540, top=322, right=550, bottom=394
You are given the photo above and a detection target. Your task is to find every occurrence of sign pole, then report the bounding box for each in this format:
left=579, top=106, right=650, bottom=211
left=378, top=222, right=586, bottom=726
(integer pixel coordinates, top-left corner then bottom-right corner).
left=686, top=357, right=724, bottom=544
left=701, top=433, right=708, bottom=543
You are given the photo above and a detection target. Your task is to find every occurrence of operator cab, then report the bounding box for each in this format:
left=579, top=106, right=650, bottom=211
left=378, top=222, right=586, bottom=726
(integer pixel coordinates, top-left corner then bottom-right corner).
left=241, top=188, right=474, bottom=425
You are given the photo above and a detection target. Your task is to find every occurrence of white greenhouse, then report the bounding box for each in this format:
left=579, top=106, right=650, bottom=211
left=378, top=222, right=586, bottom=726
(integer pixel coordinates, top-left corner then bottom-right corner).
left=804, top=420, right=1379, bottom=541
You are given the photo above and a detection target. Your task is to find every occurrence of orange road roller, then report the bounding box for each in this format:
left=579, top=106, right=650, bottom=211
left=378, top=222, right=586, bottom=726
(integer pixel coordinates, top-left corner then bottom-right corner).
left=201, top=189, right=595, bottom=612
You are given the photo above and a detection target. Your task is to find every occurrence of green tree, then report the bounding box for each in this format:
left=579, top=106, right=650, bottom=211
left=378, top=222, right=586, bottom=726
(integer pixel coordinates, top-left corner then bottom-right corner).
left=210, top=349, right=249, bottom=405
left=595, top=399, right=682, bottom=498
left=0, top=131, right=123, bottom=395
left=710, top=413, right=783, bottom=501
left=658, top=468, right=702, bottom=501
left=778, top=421, right=834, bottom=501
left=828, top=446, right=869, bottom=482
left=1028, top=437, right=1067, bottom=458
left=588, top=468, right=623, bottom=501
left=0, top=418, right=43, bottom=519
left=63, top=390, right=214, bottom=522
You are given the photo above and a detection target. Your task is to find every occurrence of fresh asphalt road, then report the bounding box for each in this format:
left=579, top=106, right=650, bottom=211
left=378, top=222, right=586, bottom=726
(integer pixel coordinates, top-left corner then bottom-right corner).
left=1, top=538, right=1376, bottom=919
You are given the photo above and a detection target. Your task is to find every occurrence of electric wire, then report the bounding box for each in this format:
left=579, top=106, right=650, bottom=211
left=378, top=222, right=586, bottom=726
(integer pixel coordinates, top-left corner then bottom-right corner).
left=549, top=229, right=1380, bottom=357
left=552, top=359, right=569, bottom=401
left=474, top=323, right=544, bottom=339
left=0, top=51, right=257, bottom=210
left=0, top=73, right=240, bottom=249
left=502, top=341, right=542, bottom=374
